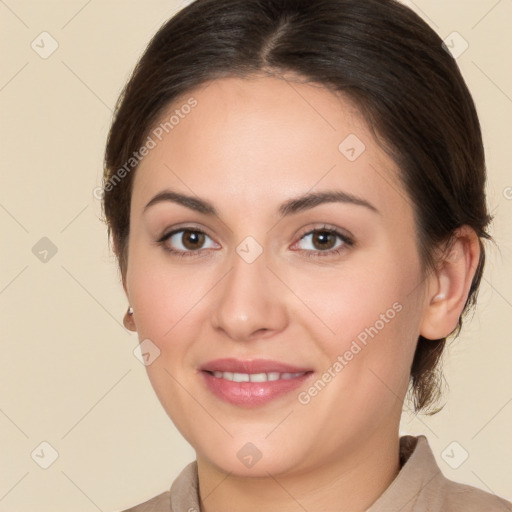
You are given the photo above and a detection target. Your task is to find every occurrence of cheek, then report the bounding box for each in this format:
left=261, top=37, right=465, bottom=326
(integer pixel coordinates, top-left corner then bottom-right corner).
left=288, top=253, right=422, bottom=394
left=290, top=257, right=415, bottom=344
left=126, top=251, right=213, bottom=433
left=126, top=246, right=214, bottom=342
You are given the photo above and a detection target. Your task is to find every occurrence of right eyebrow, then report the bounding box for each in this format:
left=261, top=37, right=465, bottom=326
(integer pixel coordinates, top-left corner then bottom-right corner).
left=144, top=190, right=217, bottom=216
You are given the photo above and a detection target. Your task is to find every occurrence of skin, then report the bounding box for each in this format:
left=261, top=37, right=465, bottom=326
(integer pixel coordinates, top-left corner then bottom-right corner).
left=121, top=74, right=480, bottom=512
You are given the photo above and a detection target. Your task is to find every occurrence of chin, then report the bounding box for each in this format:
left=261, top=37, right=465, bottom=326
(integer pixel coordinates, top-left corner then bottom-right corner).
left=196, top=435, right=308, bottom=477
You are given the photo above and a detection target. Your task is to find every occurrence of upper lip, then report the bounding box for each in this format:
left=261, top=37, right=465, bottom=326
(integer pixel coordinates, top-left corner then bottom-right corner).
left=199, top=358, right=312, bottom=374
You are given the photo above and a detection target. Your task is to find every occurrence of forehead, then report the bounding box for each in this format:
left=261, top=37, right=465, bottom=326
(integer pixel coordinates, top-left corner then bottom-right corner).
left=132, top=75, right=409, bottom=221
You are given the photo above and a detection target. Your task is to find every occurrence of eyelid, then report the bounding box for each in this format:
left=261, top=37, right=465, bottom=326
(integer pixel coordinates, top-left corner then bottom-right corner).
left=157, top=224, right=221, bottom=258
left=157, top=223, right=217, bottom=243
left=293, top=223, right=354, bottom=245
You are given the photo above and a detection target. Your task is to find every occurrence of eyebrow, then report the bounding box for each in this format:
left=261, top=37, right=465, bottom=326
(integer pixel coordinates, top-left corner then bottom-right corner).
left=143, top=189, right=379, bottom=216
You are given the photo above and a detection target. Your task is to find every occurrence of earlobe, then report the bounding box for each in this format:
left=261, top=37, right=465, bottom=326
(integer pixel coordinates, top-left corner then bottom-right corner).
left=420, top=226, right=481, bottom=340
left=121, top=269, right=135, bottom=331
left=431, top=291, right=446, bottom=303
left=123, top=306, right=137, bottom=332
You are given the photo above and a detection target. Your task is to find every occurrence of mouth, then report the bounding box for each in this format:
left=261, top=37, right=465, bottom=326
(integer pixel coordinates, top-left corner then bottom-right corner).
left=199, top=358, right=314, bottom=407
left=199, top=357, right=312, bottom=374
left=204, top=370, right=309, bottom=382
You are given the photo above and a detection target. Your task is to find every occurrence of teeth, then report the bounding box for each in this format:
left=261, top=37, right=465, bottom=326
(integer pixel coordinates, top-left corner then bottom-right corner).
left=210, top=371, right=305, bottom=382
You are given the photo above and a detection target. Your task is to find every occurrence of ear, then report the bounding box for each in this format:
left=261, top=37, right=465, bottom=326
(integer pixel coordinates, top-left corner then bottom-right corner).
left=123, top=307, right=137, bottom=332
left=113, top=238, right=135, bottom=331
left=119, top=255, right=136, bottom=332
left=420, top=226, right=481, bottom=340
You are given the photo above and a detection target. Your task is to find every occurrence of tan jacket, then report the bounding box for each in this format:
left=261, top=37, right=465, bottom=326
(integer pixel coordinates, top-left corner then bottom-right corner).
left=123, top=435, right=511, bottom=511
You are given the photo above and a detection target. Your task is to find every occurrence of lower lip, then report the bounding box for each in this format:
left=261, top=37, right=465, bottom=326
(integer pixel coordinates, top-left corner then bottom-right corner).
left=200, top=371, right=313, bottom=407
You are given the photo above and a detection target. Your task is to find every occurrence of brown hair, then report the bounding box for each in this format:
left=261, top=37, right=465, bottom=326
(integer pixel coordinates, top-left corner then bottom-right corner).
left=102, top=0, right=492, bottom=413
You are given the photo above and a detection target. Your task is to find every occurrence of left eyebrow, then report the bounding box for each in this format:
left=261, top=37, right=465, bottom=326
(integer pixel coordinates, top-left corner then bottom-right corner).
left=142, top=188, right=379, bottom=217
left=278, top=190, right=379, bottom=217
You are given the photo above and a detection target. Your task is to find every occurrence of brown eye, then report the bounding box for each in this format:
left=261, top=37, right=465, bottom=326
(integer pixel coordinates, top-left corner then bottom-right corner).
left=181, top=230, right=205, bottom=250
left=161, top=228, right=219, bottom=254
left=311, top=230, right=337, bottom=250
left=295, top=227, right=353, bottom=256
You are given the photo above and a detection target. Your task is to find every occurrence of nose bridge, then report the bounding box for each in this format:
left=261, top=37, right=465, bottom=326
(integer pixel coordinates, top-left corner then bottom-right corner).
left=227, top=246, right=270, bottom=301
left=211, top=243, right=287, bottom=341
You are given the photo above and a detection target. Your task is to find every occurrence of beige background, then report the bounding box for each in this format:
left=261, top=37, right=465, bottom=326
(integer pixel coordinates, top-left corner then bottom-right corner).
left=0, top=0, right=511, bottom=510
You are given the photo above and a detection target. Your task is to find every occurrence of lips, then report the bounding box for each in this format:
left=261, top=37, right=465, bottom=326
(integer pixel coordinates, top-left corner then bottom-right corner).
left=199, top=358, right=311, bottom=374
left=199, top=358, right=314, bottom=407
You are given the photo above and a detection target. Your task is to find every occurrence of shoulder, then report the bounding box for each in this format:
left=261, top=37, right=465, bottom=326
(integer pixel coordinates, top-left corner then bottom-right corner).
left=120, top=490, right=170, bottom=512
left=369, top=435, right=511, bottom=512
left=410, top=435, right=512, bottom=512
left=438, top=478, right=512, bottom=511
left=407, top=435, right=512, bottom=512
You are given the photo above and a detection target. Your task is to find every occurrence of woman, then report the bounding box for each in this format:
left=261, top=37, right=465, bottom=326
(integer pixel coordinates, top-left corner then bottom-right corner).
left=102, top=0, right=511, bottom=510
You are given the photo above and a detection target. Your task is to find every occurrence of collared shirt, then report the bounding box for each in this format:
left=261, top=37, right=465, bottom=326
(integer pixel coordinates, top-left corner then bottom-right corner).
left=123, top=435, right=511, bottom=511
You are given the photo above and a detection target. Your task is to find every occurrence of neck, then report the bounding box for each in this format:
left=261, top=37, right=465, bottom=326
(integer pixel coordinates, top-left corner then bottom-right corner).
left=196, top=428, right=401, bottom=512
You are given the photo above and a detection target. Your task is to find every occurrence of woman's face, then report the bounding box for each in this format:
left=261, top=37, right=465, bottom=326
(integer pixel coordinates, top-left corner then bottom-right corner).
left=125, top=75, right=430, bottom=476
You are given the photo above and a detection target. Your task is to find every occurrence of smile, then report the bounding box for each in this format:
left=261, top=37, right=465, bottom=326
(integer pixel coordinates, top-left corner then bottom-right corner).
left=207, top=371, right=307, bottom=382
left=200, top=363, right=314, bottom=407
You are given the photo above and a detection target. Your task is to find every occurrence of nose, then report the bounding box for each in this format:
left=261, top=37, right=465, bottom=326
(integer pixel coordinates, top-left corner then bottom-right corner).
left=210, top=249, right=289, bottom=342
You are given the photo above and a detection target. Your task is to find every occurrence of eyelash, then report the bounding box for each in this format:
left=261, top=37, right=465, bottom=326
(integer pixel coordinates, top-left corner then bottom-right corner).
left=157, top=224, right=354, bottom=259
left=295, top=225, right=354, bottom=259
